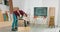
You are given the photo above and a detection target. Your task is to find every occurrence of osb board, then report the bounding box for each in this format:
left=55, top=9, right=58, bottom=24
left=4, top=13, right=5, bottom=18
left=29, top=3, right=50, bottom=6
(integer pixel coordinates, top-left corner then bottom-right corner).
left=49, top=16, right=55, bottom=27
left=0, top=11, right=4, bottom=22
left=49, top=7, right=55, bottom=16
left=50, top=16, right=54, bottom=18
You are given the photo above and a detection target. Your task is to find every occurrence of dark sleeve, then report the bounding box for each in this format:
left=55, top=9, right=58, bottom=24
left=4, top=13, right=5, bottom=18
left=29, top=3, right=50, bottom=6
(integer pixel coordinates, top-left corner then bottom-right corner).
left=19, top=10, right=27, bottom=17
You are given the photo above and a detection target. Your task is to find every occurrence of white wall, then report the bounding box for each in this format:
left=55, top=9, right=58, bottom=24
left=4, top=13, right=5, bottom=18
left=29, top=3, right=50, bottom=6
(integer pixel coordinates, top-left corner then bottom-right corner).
left=12, top=0, right=24, bottom=10
left=0, top=0, right=9, bottom=13
left=23, top=0, right=59, bottom=25
left=23, top=0, right=44, bottom=22
left=57, top=0, right=60, bottom=26
left=0, top=4, right=9, bottom=13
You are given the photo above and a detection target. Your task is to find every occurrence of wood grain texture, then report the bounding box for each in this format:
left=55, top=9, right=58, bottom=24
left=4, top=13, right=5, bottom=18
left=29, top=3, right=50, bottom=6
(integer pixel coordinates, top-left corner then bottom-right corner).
left=0, top=11, right=4, bottom=22
left=49, top=7, right=55, bottom=27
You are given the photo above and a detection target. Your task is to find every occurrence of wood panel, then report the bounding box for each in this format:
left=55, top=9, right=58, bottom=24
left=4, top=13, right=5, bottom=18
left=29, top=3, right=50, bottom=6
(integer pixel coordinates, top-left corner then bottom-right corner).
left=49, top=16, right=55, bottom=27
left=0, top=10, right=4, bottom=22
left=49, top=7, right=55, bottom=27
left=49, top=7, right=55, bottom=16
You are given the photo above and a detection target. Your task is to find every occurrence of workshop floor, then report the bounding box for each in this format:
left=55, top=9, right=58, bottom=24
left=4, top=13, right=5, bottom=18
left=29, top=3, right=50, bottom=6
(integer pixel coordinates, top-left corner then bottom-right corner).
left=0, top=22, right=60, bottom=32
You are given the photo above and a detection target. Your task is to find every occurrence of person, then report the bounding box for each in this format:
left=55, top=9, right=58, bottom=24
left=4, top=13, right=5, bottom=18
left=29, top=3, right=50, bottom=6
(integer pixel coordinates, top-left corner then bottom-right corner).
left=12, top=7, right=27, bottom=31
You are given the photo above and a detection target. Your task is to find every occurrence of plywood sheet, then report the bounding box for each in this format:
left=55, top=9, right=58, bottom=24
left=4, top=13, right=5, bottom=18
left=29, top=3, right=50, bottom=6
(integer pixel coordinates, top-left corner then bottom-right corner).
left=0, top=11, right=4, bottom=22
left=49, top=7, right=55, bottom=16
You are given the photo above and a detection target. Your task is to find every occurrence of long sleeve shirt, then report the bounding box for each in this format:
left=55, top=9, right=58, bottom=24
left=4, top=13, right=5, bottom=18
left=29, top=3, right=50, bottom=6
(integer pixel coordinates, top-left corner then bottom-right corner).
left=13, top=10, right=27, bottom=17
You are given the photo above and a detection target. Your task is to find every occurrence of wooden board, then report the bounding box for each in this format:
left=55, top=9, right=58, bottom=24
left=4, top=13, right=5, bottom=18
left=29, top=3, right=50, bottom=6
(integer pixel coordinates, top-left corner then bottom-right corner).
left=49, top=7, right=55, bottom=27
left=49, top=7, right=55, bottom=16
left=0, top=11, right=4, bottom=22
left=49, top=16, right=55, bottom=27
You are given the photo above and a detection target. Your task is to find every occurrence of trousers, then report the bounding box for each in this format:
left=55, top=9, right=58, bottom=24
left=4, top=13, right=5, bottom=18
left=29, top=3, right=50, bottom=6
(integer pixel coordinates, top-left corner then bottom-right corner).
left=12, top=13, right=18, bottom=29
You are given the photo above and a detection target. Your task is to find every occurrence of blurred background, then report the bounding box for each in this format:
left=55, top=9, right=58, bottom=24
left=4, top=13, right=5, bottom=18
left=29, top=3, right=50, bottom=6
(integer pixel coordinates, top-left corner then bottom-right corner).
left=0, top=0, right=60, bottom=32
